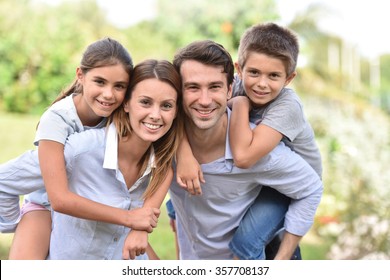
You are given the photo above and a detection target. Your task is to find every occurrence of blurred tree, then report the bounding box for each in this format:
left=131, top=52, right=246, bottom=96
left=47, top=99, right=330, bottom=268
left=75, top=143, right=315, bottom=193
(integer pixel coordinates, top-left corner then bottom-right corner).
left=152, top=0, right=279, bottom=53
left=0, top=0, right=116, bottom=113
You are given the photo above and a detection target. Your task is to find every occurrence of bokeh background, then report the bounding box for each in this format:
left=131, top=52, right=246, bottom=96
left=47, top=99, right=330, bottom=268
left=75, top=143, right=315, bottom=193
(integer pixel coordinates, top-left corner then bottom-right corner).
left=0, top=0, right=389, bottom=260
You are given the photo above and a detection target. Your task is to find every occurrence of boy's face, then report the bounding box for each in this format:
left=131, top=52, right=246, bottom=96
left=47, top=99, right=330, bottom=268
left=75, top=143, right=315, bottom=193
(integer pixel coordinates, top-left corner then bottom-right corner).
left=180, top=59, right=232, bottom=130
left=236, top=52, right=296, bottom=107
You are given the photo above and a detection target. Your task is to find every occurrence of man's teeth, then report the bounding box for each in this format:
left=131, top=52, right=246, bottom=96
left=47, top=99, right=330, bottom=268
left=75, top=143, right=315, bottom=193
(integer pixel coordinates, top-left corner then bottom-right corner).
left=198, top=110, right=213, bottom=114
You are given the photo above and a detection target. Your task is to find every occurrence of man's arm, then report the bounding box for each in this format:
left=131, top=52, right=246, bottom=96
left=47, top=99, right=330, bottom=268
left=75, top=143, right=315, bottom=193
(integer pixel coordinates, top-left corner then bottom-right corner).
left=274, top=231, right=302, bottom=260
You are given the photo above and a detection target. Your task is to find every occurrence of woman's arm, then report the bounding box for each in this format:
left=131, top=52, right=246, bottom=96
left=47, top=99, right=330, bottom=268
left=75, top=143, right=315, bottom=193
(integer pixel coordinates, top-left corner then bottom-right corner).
left=122, top=168, right=174, bottom=259
left=38, top=140, right=159, bottom=232
left=229, top=96, right=283, bottom=169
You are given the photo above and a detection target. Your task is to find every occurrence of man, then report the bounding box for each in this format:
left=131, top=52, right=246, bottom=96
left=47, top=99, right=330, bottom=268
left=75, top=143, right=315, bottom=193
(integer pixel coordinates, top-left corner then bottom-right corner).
left=169, top=40, right=323, bottom=259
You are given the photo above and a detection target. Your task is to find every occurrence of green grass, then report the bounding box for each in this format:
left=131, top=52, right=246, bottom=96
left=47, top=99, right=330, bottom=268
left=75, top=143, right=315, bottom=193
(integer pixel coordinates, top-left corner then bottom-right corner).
left=0, top=111, right=328, bottom=260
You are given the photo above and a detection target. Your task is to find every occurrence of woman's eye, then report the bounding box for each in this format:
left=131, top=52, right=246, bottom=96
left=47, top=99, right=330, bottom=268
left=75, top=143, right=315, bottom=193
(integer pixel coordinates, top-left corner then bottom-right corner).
left=162, top=103, right=174, bottom=110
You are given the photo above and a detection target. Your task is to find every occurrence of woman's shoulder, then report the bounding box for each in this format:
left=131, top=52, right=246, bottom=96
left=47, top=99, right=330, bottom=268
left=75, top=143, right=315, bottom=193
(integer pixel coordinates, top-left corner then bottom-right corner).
left=65, top=127, right=107, bottom=155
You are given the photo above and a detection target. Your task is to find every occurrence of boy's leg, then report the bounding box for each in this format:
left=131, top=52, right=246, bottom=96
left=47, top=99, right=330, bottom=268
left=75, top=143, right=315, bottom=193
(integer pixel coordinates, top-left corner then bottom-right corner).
left=8, top=208, right=51, bottom=260
left=166, top=199, right=180, bottom=259
left=229, top=186, right=291, bottom=260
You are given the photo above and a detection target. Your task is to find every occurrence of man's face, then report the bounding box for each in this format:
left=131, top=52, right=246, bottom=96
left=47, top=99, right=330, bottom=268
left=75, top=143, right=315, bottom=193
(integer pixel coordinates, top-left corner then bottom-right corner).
left=180, top=60, right=232, bottom=130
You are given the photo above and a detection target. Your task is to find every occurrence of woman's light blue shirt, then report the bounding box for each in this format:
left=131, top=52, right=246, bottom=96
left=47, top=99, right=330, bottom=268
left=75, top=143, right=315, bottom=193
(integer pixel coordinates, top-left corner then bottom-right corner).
left=47, top=123, right=152, bottom=259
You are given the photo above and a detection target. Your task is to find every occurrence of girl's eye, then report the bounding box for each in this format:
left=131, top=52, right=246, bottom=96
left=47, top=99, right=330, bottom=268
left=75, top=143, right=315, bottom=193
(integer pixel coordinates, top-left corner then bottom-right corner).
left=115, top=84, right=126, bottom=90
left=94, top=79, right=105, bottom=85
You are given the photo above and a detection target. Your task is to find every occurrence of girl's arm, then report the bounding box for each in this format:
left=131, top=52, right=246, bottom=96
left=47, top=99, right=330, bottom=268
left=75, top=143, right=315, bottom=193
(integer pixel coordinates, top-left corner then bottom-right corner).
left=39, top=140, right=159, bottom=232
left=176, top=132, right=205, bottom=195
left=229, top=96, right=283, bottom=169
left=122, top=168, right=173, bottom=260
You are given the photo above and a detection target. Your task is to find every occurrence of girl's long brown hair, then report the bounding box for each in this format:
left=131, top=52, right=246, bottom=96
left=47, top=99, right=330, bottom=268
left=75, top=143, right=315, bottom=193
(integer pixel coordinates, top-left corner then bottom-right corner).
left=52, top=37, right=133, bottom=105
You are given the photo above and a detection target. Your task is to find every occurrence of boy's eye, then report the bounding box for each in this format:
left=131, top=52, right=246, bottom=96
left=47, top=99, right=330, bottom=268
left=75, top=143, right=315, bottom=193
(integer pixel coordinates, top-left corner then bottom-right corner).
left=270, top=73, right=282, bottom=79
left=248, top=70, right=259, bottom=76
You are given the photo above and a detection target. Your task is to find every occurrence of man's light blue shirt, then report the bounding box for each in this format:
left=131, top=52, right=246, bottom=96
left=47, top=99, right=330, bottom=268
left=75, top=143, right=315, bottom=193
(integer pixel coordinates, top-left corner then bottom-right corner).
left=169, top=109, right=323, bottom=259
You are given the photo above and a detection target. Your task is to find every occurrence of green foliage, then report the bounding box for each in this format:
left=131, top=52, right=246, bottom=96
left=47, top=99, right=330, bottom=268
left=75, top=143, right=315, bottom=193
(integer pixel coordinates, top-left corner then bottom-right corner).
left=1, top=0, right=390, bottom=260
left=153, top=0, right=279, bottom=52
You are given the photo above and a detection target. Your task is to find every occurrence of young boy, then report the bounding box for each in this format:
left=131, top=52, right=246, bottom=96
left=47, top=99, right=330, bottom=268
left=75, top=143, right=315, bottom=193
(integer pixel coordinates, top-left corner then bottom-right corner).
left=176, top=23, right=322, bottom=259
left=227, top=22, right=322, bottom=259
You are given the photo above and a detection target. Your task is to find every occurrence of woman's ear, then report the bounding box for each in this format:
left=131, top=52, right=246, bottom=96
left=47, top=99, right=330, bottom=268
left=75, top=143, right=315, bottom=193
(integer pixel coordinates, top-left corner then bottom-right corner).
left=76, top=67, right=84, bottom=82
left=123, top=100, right=130, bottom=113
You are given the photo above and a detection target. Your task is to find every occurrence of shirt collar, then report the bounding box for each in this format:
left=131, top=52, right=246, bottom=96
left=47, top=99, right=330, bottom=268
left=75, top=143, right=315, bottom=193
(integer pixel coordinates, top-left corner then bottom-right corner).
left=225, top=108, right=234, bottom=161
left=102, top=123, right=156, bottom=175
left=103, top=123, right=118, bottom=170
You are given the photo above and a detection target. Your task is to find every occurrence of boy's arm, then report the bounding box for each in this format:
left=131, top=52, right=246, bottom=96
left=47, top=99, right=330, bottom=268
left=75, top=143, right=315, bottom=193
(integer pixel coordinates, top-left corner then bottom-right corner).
left=39, top=140, right=159, bottom=232
left=176, top=132, right=204, bottom=195
left=230, top=96, right=283, bottom=169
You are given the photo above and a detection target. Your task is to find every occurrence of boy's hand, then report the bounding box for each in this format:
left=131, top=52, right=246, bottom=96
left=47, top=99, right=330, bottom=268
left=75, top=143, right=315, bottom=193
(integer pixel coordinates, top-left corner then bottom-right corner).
left=176, top=155, right=205, bottom=195
left=177, top=169, right=205, bottom=195
left=229, top=95, right=252, bottom=111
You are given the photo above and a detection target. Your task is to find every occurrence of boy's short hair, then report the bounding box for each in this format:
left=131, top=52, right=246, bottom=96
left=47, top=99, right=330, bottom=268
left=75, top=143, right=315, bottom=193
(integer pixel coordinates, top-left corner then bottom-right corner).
left=237, top=22, right=299, bottom=76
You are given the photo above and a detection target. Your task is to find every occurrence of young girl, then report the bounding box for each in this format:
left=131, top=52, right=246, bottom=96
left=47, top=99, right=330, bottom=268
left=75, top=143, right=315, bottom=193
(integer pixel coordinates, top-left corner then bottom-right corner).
left=47, top=58, right=182, bottom=259
left=0, top=38, right=161, bottom=259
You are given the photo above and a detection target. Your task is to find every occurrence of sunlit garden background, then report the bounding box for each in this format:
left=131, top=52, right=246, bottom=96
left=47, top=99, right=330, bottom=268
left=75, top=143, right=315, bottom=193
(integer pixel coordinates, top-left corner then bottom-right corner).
left=0, top=0, right=389, bottom=260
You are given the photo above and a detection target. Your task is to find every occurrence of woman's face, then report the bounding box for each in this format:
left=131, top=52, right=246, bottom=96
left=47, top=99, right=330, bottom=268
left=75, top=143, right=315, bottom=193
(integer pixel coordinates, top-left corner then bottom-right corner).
left=124, top=78, right=178, bottom=143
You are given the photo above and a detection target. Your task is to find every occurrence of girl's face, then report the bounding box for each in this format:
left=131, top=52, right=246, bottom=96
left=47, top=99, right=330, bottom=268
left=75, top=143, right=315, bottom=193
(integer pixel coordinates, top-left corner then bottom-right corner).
left=237, top=52, right=296, bottom=107
left=76, top=64, right=129, bottom=125
left=124, top=78, right=178, bottom=143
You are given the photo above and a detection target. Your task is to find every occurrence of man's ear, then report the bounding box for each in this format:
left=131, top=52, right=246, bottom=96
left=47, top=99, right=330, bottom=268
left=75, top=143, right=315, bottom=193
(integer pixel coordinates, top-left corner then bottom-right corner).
left=227, top=83, right=233, bottom=100
left=285, top=71, right=297, bottom=86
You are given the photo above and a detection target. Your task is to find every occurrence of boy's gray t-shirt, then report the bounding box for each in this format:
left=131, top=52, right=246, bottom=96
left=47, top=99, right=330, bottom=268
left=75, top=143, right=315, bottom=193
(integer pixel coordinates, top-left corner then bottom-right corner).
left=233, top=77, right=322, bottom=177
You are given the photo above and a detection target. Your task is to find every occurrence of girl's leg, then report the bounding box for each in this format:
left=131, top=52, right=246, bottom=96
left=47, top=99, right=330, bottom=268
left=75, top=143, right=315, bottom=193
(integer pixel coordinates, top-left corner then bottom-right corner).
left=8, top=210, right=51, bottom=260
left=229, top=186, right=290, bottom=260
